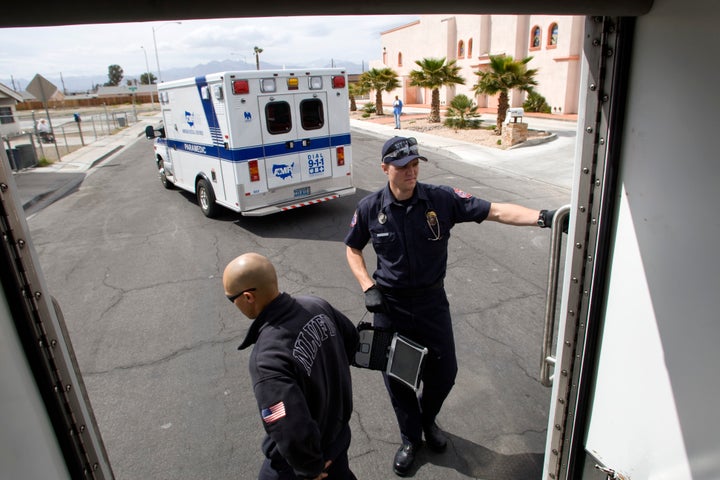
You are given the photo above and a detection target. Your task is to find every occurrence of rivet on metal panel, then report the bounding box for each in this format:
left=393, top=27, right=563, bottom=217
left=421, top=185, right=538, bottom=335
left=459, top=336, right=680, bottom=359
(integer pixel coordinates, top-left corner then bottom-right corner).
left=572, top=277, right=578, bottom=283
left=602, top=94, right=609, bottom=102
left=579, top=206, right=586, bottom=212
left=588, top=255, right=593, bottom=262
left=606, top=48, right=614, bottom=57
left=592, top=39, right=601, bottom=46
left=576, top=243, right=582, bottom=249
left=34, top=291, right=42, bottom=299
left=555, top=424, right=562, bottom=430
left=586, top=126, right=594, bottom=133
left=561, top=370, right=568, bottom=376
left=589, top=83, right=597, bottom=91
left=565, top=340, right=572, bottom=346
left=50, top=339, right=57, bottom=347
left=599, top=138, right=605, bottom=145
left=552, top=449, right=559, bottom=455
left=596, top=179, right=602, bottom=187
left=17, top=239, right=26, bottom=249
left=569, top=310, right=575, bottom=316
left=65, top=384, right=72, bottom=392
left=0, top=183, right=7, bottom=192
left=583, top=167, right=590, bottom=174
left=559, top=398, right=565, bottom=404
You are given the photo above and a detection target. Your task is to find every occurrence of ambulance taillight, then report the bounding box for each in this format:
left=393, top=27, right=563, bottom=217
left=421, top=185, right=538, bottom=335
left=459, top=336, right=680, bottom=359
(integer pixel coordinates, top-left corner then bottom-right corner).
left=249, top=160, right=260, bottom=182
left=336, top=146, right=345, bottom=166
left=332, top=76, right=346, bottom=89
left=232, top=80, right=249, bottom=95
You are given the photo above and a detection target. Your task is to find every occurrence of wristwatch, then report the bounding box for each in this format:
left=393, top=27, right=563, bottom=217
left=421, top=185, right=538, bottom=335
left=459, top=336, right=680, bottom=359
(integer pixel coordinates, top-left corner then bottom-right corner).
left=537, top=209, right=548, bottom=228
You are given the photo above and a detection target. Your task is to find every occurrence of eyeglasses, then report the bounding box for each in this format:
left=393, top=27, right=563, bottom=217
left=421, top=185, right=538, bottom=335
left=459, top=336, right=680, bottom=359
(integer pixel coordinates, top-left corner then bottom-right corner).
left=382, top=137, right=419, bottom=163
left=226, top=287, right=256, bottom=303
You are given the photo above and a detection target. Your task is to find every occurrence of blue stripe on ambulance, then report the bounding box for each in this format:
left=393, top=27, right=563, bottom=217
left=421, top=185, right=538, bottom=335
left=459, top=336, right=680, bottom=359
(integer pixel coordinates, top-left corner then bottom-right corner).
left=166, top=133, right=351, bottom=162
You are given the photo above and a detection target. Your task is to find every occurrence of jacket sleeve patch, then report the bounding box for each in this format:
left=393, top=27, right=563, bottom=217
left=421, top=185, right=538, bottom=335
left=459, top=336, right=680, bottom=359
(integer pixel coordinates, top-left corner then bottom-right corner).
left=261, top=401, right=286, bottom=424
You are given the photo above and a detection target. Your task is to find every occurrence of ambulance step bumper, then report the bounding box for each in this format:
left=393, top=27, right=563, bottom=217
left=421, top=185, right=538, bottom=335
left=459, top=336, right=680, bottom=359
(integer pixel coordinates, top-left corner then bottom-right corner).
left=241, top=187, right=356, bottom=217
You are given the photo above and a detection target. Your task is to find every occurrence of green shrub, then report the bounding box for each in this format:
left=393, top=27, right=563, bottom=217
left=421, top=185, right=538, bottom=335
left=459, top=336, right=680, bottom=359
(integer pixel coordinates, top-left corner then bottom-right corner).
left=443, top=94, right=481, bottom=130
left=523, top=90, right=552, bottom=113
left=362, top=103, right=376, bottom=115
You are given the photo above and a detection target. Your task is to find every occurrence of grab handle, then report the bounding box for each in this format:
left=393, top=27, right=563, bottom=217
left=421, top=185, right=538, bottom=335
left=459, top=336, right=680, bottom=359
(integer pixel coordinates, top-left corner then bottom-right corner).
left=540, top=204, right=571, bottom=387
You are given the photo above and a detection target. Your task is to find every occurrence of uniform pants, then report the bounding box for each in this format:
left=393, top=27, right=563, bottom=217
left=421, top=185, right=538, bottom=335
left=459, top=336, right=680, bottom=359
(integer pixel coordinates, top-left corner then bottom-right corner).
left=374, top=288, right=458, bottom=445
left=258, top=450, right=356, bottom=480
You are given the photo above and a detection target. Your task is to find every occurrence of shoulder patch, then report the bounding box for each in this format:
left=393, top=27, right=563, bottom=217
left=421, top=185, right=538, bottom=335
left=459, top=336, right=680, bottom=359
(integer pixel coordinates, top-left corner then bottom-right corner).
left=261, top=401, right=286, bottom=424
left=453, top=188, right=473, bottom=199
left=350, top=210, right=358, bottom=228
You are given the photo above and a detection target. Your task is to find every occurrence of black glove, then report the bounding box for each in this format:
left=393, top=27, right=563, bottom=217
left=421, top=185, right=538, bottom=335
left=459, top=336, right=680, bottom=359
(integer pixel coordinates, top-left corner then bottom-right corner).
left=539, top=209, right=569, bottom=233
left=364, top=285, right=389, bottom=313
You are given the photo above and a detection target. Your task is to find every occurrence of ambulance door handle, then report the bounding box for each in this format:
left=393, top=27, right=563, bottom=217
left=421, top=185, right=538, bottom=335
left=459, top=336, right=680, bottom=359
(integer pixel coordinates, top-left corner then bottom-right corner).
left=286, top=141, right=294, bottom=149
left=302, top=139, right=310, bottom=147
left=540, top=204, right=571, bottom=387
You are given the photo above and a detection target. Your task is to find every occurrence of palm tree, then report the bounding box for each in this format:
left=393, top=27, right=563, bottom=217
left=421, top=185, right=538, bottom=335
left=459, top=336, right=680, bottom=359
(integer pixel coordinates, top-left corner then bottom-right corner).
left=253, top=46, right=263, bottom=70
left=444, top=94, right=481, bottom=130
left=409, top=57, right=465, bottom=123
left=358, top=68, right=400, bottom=115
left=348, top=81, right=370, bottom=112
left=472, top=54, right=538, bottom=133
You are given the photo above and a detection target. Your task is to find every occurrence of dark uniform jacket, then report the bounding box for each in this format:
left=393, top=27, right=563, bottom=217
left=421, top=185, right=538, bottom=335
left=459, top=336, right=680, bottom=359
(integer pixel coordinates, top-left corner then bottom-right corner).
left=238, top=293, right=359, bottom=479
left=345, top=182, right=491, bottom=289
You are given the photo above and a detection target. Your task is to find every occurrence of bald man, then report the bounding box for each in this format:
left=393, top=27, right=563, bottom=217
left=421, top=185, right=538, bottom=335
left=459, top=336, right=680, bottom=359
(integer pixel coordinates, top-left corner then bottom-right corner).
left=224, top=253, right=359, bottom=480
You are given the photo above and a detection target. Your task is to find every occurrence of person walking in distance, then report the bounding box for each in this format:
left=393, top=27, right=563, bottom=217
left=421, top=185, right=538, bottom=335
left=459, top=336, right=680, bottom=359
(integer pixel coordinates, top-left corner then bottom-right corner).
left=392, top=95, right=403, bottom=129
left=224, top=253, right=359, bottom=480
left=343, top=136, right=564, bottom=476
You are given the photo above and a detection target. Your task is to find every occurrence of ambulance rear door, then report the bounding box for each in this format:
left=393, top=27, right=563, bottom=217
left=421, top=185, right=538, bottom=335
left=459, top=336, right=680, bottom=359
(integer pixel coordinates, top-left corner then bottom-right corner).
left=257, top=92, right=332, bottom=196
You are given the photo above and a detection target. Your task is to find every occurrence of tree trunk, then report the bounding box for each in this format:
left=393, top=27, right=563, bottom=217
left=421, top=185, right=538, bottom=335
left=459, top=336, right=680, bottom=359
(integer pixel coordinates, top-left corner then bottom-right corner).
left=350, top=95, right=357, bottom=112
left=496, top=90, right=510, bottom=133
left=430, top=88, right=441, bottom=123
left=376, top=90, right=384, bottom=115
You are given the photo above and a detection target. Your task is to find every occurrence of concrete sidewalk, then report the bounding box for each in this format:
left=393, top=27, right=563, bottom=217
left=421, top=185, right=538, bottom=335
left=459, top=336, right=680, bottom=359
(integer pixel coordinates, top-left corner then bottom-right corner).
left=13, top=108, right=575, bottom=216
left=12, top=113, right=161, bottom=216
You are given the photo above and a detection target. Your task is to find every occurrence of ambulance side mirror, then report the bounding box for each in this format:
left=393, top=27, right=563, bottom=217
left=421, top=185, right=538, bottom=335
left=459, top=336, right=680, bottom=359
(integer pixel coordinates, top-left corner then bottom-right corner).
left=145, top=125, right=156, bottom=139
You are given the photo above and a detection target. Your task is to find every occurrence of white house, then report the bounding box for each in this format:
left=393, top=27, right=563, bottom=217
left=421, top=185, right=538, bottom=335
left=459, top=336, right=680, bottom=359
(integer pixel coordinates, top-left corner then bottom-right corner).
left=0, top=82, right=24, bottom=137
left=374, top=14, right=584, bottom=114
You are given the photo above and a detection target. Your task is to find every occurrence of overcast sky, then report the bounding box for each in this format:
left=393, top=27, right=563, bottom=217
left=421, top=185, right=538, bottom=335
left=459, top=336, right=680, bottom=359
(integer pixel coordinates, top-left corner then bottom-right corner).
left=0, top=15, right=418, bottom=87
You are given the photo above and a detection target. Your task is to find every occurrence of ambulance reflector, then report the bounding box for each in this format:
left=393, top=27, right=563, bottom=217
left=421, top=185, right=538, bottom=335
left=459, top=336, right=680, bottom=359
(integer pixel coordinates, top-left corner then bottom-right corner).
left=336, top=146, right=345, bottom=166
left=249, top=160, right=260, bottom=182
left=287, top=77, right=299, bottom=90
left=332, top=76, right=346, bottom=89
left=232, top=80, right=249, bottom=95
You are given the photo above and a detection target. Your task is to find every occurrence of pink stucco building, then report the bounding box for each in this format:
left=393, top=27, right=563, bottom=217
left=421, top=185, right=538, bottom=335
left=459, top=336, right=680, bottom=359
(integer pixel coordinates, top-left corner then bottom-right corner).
left=373, top=14, right=584, bottom=114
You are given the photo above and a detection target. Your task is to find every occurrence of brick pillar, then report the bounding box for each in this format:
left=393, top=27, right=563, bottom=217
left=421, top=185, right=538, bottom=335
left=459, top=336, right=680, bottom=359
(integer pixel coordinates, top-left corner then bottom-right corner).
left=502, top=122, right=529, bottom=146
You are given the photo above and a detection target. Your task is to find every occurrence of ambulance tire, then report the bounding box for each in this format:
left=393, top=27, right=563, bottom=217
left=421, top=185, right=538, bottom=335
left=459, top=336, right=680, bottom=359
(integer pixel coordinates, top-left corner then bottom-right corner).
left=158, top=159, right=174, bottom=190
left=196, top=178, right=219, bottom=218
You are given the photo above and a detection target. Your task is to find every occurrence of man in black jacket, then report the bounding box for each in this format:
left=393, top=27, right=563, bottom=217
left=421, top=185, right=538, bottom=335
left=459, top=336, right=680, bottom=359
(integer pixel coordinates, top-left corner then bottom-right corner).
left=223, top=252, right=359, bottom=480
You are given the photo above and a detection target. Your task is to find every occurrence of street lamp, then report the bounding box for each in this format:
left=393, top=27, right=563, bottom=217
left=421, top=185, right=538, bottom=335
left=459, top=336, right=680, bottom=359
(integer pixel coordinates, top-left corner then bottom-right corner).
left=141, top=46, right=154, bottom=106
left=253, top=46, right=263, bottom=71
left=152, top=21, right=182, bottom=83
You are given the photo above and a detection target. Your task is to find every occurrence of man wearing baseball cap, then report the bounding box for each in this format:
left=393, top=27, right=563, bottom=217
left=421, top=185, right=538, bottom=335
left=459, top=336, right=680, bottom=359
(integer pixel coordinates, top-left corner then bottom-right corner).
left=344, top=136, right=563, bottom=476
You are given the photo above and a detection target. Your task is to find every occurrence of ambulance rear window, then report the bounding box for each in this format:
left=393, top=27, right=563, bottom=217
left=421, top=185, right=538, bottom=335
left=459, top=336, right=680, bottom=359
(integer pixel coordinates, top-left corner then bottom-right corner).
left=300, top=99, right=324, bottom=130
left=265, top=101, right=292, bottom=134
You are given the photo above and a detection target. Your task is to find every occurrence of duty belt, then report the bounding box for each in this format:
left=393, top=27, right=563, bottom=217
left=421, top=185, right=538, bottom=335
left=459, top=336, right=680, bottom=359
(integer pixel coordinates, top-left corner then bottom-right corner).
left=377, top=281, right=444, bottom=297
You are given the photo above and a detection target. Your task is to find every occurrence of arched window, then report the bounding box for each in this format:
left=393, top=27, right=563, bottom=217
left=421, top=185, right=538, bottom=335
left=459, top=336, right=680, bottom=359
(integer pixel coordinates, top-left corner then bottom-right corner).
left=531, top=26, right=541, bottom=49
left=398, top=52, right=403, bottom=67
left=548, top=23, right=559, bottom=47
left=458, top=40, right=465, bottom=58
left=468, top=38, right=473, bottom=58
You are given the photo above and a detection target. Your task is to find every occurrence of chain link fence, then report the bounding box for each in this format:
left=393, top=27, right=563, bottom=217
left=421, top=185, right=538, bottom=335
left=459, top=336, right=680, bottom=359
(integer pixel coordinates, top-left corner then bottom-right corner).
left=2, top=105, right=154, bottom=171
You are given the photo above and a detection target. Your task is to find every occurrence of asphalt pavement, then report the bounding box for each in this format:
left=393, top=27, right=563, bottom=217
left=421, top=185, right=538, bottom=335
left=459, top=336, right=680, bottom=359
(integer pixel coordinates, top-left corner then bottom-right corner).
left=11, top=109, right=576, bottom=217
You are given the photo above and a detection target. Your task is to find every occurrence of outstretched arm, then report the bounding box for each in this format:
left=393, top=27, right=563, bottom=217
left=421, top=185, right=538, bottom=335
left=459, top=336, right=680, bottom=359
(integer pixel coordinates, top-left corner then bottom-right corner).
left=486, top=203, right=541, bottom=226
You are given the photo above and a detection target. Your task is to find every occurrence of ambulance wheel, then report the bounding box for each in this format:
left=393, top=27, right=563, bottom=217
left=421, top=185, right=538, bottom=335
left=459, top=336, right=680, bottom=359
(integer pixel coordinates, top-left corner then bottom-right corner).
left=197, top=179, right=219, bottom=218
left=158, top=159, right=174, bottom=190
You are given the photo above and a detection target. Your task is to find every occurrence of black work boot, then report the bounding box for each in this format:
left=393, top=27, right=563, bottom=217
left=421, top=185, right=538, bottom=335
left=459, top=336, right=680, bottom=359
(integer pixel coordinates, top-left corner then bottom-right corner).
left=393, top=440, right=420, bottom=476
left=423, top=422, right=448, bottom=452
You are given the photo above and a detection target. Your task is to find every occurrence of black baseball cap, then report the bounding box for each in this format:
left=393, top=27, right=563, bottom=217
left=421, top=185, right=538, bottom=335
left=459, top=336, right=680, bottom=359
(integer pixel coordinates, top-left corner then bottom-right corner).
left=381, top=136, right=428, bottom=167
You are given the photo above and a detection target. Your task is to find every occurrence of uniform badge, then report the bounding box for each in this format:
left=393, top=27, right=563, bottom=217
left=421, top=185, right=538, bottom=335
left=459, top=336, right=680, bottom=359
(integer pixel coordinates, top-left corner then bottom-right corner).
left=378, top=212, right=387, bottom=224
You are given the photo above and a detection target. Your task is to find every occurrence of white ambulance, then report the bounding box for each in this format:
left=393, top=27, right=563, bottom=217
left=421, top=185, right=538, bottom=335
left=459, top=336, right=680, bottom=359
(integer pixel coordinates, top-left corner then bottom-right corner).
left=145, top=69, right=354, bottom=217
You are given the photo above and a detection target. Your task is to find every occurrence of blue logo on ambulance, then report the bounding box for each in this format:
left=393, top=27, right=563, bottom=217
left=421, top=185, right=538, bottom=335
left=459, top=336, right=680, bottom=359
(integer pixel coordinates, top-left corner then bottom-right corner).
left=272, top=163, right=295, bottom=180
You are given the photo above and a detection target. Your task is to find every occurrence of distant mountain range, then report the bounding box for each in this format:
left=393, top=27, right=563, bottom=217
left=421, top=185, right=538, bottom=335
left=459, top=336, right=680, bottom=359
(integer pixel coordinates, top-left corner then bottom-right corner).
left=3, top=58, right=370, bottom=94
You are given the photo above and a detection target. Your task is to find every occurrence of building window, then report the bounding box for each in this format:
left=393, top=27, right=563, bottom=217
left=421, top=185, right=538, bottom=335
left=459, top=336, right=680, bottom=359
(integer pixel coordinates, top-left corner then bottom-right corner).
left=548, top=23, right=559, bottom=47
left=0, top=106, right=14, bottom=125
left=398, top=52, right=403, bottom=67
left=468, top=38, right=473, bottom=58
left=531, top=26, right=542, bottom=49
left=383, top=48, right=387, bottom=65
left=458, top=40, right=465, bottom=58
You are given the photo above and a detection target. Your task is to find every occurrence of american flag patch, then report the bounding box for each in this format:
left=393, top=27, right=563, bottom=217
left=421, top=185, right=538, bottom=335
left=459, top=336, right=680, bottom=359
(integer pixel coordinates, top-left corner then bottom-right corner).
left=350, top=211, right=358, bottom=228
left=261, top=401, right=286, bottom=424
left=453, top=188, right=473, bottom=199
